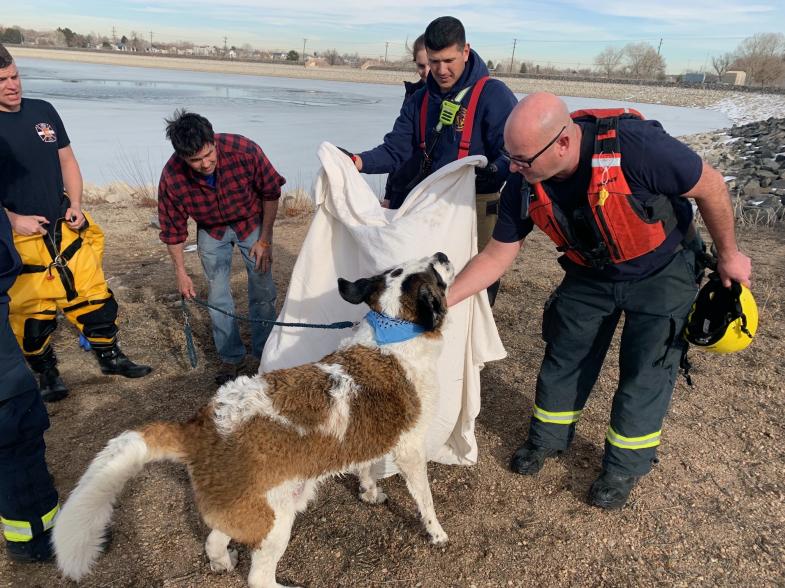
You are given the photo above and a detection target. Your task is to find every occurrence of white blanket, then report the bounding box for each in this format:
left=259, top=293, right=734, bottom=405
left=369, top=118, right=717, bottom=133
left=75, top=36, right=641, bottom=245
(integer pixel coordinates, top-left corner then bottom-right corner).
left=260, top=142, right=506, bottom=477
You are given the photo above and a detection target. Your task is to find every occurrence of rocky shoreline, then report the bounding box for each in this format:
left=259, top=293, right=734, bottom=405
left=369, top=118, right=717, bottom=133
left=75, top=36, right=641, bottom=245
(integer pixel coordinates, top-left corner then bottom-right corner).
left=682, top=118, right=785, bottom=225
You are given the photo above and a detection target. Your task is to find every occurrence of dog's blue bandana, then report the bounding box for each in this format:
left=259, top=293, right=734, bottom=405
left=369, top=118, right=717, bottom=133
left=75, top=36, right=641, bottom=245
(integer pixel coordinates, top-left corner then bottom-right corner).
left=365, top=310, right=426, bottom=345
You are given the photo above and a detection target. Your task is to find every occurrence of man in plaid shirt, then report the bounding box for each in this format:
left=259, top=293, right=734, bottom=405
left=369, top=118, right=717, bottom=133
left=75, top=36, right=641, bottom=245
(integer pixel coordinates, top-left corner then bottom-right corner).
left=158, top=110, right=286, bottom=384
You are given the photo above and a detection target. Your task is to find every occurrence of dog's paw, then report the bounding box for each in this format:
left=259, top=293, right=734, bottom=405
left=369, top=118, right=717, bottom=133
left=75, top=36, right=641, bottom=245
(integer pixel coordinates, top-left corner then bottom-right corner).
left=209, top=548, right=238, bottom=572
left=359, top=488, right=388, bottom=504
left=429, top=529, right=449, bottom=546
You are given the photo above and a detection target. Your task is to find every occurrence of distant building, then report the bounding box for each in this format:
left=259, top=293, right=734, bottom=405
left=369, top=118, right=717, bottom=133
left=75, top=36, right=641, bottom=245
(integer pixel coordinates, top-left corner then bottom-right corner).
left=684, top=72, right=706, bottom=84
left=721, top=70, right=747, bottom=86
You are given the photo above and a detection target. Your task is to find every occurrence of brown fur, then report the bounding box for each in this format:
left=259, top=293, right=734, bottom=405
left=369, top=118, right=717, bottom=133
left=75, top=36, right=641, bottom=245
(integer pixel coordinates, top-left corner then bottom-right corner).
left=139, top=344, right=421, bottom=546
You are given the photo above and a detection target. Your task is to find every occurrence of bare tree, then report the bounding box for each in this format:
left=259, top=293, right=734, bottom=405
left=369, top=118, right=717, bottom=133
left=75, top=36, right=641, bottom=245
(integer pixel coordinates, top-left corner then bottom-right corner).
left=323, top=49, right=343, bottom=66
left=623, top=42, right=666, bottom=80
left=732, top=32, right=785, bottom=86
left=594, top=46, right=624, bottom=78
left=712, top=53, right=733, bottom=80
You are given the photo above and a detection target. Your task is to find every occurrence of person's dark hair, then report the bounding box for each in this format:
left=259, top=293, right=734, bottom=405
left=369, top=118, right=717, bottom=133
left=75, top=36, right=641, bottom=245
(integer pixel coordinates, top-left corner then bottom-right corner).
left=0, top=43, right=14, bottom=69
left=164, top=109, right=215, bottom=157
left=424, top=16, right=465, bottom=52
left=411, top=34, right=426, bottom=61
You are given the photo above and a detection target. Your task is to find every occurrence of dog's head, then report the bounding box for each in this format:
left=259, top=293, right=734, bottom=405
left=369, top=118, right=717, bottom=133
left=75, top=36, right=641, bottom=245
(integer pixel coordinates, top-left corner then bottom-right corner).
left=338, top=252, right=454, bottom=333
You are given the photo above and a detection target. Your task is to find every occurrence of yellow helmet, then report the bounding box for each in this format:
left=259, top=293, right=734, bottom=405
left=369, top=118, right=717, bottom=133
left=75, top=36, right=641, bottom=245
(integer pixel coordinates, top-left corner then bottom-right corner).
left=684, top=276, right=758, bottom=354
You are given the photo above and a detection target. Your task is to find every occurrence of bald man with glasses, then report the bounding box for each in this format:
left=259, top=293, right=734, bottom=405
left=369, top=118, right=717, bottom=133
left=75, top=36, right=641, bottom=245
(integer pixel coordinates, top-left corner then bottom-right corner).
left=447, top=92, right=751, bottom=510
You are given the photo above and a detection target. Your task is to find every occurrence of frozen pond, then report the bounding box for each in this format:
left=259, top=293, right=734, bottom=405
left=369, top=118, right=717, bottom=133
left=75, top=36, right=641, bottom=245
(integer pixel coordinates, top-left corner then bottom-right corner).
left=16, top=57, right=731, bottom=190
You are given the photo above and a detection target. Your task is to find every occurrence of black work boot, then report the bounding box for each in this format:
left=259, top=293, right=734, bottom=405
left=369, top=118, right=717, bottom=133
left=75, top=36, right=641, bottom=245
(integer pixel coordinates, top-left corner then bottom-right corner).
left=588, top=470, right=640, bottom=510
left=6, top=528, right=54, bottom=563
left=28, top=347, right=69, bottom=402
left=38, top=367, right=69, bottom=403
left=95, top=345, right=152, bottom=378
left=509, top=440, right=560, bottom=475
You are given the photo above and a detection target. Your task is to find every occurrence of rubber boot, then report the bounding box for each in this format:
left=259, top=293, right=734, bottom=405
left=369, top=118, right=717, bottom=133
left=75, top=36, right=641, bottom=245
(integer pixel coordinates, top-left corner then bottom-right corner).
left=509, top=440, right=560, bottom=475
left=94, top=345, right=152, bottom=378
left=28, top=347, right=69, bottom=402
left=588, top=470, right=640, bottom=510
left=5, top=529, right=54, bottom=563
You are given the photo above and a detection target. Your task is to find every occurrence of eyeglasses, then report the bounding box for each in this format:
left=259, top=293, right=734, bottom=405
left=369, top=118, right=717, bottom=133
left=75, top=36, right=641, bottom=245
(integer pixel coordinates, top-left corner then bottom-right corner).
left=502, top=125, right=567, bottom=169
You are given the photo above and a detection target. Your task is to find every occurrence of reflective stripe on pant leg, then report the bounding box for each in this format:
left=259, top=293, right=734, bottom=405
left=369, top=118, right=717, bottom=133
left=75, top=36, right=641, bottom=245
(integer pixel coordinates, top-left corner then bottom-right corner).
left=529, top=274, right=621, bottom=450
left=1, top=517, right=33, bottom=542
left=533, top=405, right=582, bottom=425
left=603, top=250, right=698, bottom=476
left=0, top=389, right=59, bottom=537
left=41, top=503, right=59, bottom=531
left=606, top=427, right=661, bottom=449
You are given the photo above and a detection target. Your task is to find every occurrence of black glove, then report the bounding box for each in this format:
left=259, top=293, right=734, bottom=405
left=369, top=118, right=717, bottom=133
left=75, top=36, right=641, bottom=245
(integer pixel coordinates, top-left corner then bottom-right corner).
left=475, top=162, right=498, bottom=178
left=337, top=146, right=355, bottom=160
left=475, top=162, right=501, bottom=193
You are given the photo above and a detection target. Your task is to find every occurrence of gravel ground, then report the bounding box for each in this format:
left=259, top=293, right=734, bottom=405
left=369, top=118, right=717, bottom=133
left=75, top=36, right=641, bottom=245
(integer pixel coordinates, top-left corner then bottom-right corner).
left=0, top=198, right=782, bottom=588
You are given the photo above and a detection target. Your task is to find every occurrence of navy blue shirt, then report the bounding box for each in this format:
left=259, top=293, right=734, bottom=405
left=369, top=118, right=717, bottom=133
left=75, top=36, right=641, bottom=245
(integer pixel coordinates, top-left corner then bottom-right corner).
left=493, top=118, right=703, bottom=280
left=0, top=208, right=22, bottom=303
left=359, top=50, right=518, bottom=193
left=0, top=99, right=71, bottom=228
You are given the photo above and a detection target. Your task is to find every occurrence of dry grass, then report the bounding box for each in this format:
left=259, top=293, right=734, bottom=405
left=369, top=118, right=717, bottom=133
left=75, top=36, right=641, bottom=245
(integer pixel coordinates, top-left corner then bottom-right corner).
left=281, top=188, right=316, bottom=217
left=116, top=150, right=160, bottom=208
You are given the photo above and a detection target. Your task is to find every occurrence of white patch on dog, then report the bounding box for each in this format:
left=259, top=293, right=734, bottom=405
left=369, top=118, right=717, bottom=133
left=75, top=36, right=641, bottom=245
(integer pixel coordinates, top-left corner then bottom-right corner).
left=315, top=362, right=358, bottom=441
left=212, top=376, right=305, bottom=436
left=375, top=256, right=454, bottom=318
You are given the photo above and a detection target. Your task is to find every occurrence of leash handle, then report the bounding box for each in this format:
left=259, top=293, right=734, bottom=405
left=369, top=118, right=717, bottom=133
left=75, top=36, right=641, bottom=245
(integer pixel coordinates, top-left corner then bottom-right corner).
left=181, top=298, right=198, bottom=368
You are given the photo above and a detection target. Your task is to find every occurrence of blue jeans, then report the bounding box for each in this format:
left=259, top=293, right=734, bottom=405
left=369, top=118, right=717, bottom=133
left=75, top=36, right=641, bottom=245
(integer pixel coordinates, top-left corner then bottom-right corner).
left=197, top=226, right=277, bottom=364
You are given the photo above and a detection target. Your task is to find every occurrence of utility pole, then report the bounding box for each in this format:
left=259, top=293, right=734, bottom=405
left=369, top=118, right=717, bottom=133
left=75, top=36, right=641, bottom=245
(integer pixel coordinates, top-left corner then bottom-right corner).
left=302, top=38, right=307, bottom=64
left=149, top=31, right=153, bottom=50
left=112, top=26, right=117, bottom=44
left=384, top=41, right=390, bottom=63
left=657, top=38, right=663, bottom=56
left=510, top=38, right=518, bottom=73
left=223, top=36, right=228, bottom=57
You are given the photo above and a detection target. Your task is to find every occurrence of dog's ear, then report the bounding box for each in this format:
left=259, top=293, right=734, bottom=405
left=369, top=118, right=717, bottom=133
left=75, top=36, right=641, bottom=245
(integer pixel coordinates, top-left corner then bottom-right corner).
left=338, top=277, right=379, bottom=305
left=416, top=282, right=446, bottom=331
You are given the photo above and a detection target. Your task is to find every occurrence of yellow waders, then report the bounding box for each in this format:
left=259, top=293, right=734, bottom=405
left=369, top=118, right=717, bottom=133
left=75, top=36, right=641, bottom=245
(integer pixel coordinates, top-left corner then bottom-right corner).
left=8, top=213, right=118, bottom=357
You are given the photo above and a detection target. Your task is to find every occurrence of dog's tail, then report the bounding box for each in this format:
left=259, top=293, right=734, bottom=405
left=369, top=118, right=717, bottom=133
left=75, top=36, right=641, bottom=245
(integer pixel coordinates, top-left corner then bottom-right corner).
left=53, top=422, right=187, bottom=581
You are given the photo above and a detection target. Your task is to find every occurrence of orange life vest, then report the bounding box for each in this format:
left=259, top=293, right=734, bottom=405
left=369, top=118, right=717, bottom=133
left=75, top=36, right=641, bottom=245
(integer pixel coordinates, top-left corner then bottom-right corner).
left=528, top=108, right=679, bottom=268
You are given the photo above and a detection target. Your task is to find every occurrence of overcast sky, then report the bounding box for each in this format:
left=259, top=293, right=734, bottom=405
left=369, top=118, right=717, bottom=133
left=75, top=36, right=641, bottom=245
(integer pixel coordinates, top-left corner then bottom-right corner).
left=4, top=0, right=784, bottom=72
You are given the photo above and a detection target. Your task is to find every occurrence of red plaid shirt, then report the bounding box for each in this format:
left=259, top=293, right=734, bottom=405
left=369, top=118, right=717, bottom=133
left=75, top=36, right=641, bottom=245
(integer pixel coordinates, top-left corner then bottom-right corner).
left=157, top=133, right=286, bottom=245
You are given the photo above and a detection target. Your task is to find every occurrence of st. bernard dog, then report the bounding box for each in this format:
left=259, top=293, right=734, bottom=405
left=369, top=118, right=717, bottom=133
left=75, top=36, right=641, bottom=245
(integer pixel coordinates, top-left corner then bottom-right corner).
left=53, top=252, right=454, bottom=588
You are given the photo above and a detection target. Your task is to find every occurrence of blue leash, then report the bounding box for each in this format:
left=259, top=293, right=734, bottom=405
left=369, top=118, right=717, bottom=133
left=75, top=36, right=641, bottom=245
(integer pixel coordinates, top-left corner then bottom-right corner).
left=180, top=298, right=356, bottom=368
